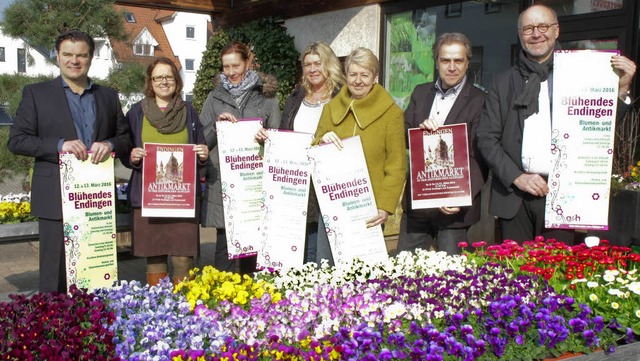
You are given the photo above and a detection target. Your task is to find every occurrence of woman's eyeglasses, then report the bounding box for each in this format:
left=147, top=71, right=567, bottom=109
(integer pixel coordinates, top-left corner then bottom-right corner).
left=151, top=75, right=176, bottom=83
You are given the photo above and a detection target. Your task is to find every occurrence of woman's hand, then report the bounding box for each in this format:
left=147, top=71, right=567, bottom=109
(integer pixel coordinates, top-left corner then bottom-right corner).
left=255, top=128, right=269, bottom=143
left=321, top=131, right=344, bottom=150
left=130, top=147, right=147, bottom=166
left=194, top=144, right=210, bottom=162
left=217, top=112, right=238, bottom=122
left=366, top=209, right=389, bottom=228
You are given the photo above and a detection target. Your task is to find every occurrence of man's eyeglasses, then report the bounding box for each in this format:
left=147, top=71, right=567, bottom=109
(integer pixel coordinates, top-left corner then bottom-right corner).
left=520, top=23, right=557, bottom=35
left=151, top=75, right=176, bottom=83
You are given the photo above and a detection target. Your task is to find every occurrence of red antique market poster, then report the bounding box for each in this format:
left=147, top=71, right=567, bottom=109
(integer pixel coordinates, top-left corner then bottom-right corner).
left=142, top=143, right=196, bottom=218
left=408, top=124, right=472, bottom=209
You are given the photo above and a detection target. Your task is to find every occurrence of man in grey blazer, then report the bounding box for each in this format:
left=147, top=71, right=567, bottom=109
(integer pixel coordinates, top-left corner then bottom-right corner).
left=8, top=30, right=131, bottom=293
left=477, top=5, right=636, bottom=243
left=398, top=33, right=487, bottom=255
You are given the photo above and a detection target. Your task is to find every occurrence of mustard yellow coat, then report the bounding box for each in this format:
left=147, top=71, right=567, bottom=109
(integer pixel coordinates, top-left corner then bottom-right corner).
left=313, top=84, right=406, bottom=214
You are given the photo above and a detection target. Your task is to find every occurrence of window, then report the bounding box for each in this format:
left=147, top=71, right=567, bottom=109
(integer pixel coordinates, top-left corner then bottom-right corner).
left=94, top=42, right=103, bottom=58
left=134, top=43, right=153, bottom=57
left=186, top=26, right=195, bottom=39
left=536, top=0, right=624, bottom=16
left=125, top=12, right=136, bottom=23
left=0, top=47, right=4, bottom=62
left=185, top=59, right=195, bottom=71
left=17, top=48, right=26, bottom=73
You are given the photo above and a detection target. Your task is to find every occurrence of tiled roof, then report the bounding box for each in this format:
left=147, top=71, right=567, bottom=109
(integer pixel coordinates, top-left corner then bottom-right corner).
left=111, top=5, right=181, bottom=70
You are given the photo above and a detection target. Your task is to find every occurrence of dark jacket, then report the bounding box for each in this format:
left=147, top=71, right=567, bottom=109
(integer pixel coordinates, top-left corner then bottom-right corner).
left=200, top=72, right=281, bottom=228
left=8, top=77, right=132, bottom=219
left=477, top=66, right=630, bottom=219
left=122, top=101, right=206, bottom=208
left=404, top=80, right=488, bottom=228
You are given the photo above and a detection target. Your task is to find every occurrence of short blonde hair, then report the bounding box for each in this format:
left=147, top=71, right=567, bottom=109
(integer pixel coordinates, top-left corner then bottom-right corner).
left=344, top=47, right=379, bottom=77
left=301, top=42, right=345, bottom=98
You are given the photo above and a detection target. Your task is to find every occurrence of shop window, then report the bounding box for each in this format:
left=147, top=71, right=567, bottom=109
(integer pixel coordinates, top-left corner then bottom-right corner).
left=561, top=38, right=618, bottom=51
left=536, top=0, right=623, bottom=16
left=384, top=2, right=519, bottom=109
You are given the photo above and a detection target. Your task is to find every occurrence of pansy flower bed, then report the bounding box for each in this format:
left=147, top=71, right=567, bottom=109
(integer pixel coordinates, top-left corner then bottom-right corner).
left=462, top=237, right=640, bottom=336
left=0, top=242, right=637, bottom=360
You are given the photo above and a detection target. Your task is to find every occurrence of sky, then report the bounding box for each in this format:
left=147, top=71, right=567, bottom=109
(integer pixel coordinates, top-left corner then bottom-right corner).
left=0, top=0, right=15, bottom=21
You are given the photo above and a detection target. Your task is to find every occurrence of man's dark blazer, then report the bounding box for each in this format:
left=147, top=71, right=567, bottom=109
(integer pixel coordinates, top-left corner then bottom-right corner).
left=8, top=77, right=132, bottom=220
left=477, top=67, right=630, bottom=220
left=403, top=79, right=488, bottom=228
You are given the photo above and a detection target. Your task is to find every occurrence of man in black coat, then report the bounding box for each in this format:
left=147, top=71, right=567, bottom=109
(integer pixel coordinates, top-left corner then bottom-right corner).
left=476, top=5, right=636, bottom=243
left=398, top=32, right=487, bottom=255
left=8, top=30, right=131, bottom=293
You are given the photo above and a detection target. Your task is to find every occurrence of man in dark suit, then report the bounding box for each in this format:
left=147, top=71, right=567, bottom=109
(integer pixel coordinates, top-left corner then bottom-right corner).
left=398, top=32, right=487, bottom=255
left=477, top=5, right=636, bottom=243
left=7, top=30, right=131, bottom=293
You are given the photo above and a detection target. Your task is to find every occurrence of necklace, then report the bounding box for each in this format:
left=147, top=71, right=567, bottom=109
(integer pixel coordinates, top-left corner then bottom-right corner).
left=303, top=97, right=329, bottom=108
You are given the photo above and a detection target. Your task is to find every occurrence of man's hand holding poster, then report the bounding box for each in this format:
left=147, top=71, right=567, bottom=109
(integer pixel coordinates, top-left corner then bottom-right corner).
left=545, top=50, right=619, bottom=230
left=408, top=124, right=472, bottom=209
left=59, top=153, right=118, bottom=291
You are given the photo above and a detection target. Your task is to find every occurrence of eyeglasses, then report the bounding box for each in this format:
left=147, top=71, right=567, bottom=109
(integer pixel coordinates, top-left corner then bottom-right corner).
left=151, top=75, right=176, bottom=83
left=520, top=23, right=557, bottom=35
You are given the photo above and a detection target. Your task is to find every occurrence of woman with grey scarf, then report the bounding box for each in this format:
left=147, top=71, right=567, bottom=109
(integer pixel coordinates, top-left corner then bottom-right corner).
left=200, top=41, right=281, bottom=274
left=123, top=57, right=209, bottom=286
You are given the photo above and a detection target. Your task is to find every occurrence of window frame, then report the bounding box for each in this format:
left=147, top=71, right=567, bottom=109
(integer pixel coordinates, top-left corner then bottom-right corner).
left=186, top=26, right=195, bottom=39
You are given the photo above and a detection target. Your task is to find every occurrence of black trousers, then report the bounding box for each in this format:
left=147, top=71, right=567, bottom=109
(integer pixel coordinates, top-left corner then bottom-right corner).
left=38, top=218, right=67, bottom=293
left=499, top=194, right=574, bottom=244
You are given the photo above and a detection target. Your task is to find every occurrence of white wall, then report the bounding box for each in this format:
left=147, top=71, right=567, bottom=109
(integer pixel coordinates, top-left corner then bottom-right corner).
left=161, top=12, right=210, bottom=99
left=0, top=29, right=58, bottom=76
left=284, top=5, right=381, bottom=58
left=89, top=37, right=118, bottom=80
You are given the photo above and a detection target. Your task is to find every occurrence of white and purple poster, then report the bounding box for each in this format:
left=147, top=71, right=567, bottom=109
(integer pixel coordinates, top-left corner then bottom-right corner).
left=545, top=50, right=619, bottom=230
left=59, top=153, right=118, bottom=291
left=308, top=136, right=388, bottom=266
left=217, top=119, right=264, bottom=259
left=257, top=130, right=313, bottom=271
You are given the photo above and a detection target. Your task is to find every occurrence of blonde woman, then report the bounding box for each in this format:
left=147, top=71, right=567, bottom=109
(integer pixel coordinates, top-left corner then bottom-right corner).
left=256, top=41, right=344, bottom=263
left=313, top=47, right=406, bottom=265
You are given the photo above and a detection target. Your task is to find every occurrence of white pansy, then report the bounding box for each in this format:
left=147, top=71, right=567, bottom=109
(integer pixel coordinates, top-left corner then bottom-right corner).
left=587, top=281, right=599, bottom=288
left=608, top=288, right=624, bottom=297
left=589, top=294, right=599, bottom=302
left=611, top=302, right=620, bottom=309
left=626, top=282, right=640, bottom=295
left=584, top=236, right=599, bottom=248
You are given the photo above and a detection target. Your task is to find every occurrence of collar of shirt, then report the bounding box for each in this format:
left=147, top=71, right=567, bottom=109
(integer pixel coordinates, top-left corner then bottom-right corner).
left=434, top=75, right=466, bottom=98
left=61, top=77, right=95, bottom=94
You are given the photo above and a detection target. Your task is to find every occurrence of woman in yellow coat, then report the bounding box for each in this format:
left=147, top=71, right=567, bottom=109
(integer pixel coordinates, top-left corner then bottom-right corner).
left=313, top=47, right=406, bottom=265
